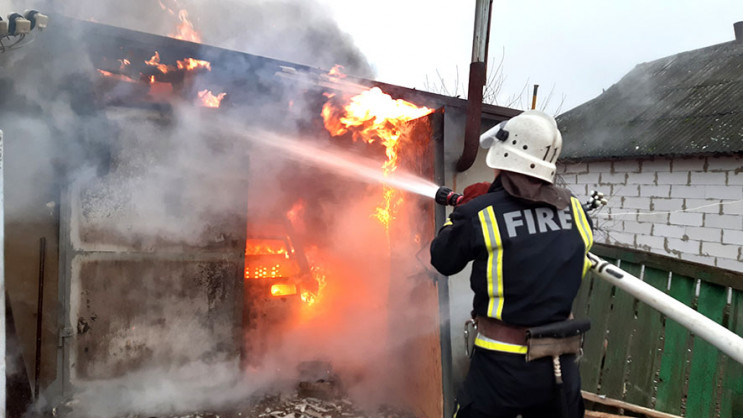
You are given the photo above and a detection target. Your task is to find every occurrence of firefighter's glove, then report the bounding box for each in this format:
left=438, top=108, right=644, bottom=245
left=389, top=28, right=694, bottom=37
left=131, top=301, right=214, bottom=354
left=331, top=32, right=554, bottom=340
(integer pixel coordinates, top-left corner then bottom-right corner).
left=459, top=182, right=491, bottom=205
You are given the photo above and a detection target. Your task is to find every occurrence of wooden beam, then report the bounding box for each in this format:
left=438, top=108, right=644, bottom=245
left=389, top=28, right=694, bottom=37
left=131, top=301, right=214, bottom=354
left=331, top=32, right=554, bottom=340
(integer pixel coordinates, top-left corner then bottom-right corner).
left=582, top=391, right=682, bottom=418
left=585, top=411, right=630, bottom=418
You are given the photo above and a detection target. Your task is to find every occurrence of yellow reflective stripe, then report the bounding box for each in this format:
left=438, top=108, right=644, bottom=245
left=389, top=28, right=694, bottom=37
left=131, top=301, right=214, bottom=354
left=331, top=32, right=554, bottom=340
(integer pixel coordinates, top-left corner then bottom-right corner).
left=453, top=403, right=460, bottom=418
left=583, top=257, right=592, bottom=277
left=571, top=197, right=594, bottom=277
left=570, top=197, right=589, bottom=247
left=474, top=335, right=528, bottom=354
left=477, top=210, right=495, bottom=316
left=443, top=217, right=453, bottom=227
left=478, top=207, right=504, bottom=319
left=487, top=207, right=505, bottom=319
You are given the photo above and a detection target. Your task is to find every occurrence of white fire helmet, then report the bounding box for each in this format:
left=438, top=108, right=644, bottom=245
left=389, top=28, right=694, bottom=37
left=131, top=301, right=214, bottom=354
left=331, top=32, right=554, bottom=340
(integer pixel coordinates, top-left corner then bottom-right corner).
left=479, top=110, right=562, bottom=184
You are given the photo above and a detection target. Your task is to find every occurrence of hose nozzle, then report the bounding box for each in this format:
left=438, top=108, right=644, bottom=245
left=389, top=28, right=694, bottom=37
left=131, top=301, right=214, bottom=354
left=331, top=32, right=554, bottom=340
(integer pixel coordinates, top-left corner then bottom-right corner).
left=435, top=186, right=463, bottom=206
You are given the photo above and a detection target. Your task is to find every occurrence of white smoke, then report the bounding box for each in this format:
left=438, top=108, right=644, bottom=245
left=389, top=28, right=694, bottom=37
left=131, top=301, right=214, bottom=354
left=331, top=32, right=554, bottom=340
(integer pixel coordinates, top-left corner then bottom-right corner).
left=1, top=2, right=438, bottom=416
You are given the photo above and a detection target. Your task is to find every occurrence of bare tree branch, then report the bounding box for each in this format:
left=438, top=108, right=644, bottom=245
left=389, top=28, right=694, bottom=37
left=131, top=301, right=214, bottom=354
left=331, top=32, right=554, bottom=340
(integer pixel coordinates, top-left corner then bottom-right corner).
left=423, top=48, right=568, bottom=115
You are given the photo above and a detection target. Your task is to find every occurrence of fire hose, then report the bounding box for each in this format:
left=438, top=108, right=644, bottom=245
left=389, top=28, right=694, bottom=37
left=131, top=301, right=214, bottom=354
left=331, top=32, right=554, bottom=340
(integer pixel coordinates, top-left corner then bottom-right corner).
left=433, top=185, right=743, bottom=365
left=587, top=253, right=743, bottom=365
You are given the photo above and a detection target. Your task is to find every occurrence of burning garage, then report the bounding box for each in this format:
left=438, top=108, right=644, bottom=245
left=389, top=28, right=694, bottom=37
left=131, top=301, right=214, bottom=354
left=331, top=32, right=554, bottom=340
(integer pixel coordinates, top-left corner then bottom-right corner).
left=1, top=3, right=520, bottom=417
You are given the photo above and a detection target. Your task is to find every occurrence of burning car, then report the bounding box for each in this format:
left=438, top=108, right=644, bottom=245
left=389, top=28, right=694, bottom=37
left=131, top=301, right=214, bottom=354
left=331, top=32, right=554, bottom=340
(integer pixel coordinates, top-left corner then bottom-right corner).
left=241, top=216, right=319, bottom=366
left=244, top=216, right=318, bottom=305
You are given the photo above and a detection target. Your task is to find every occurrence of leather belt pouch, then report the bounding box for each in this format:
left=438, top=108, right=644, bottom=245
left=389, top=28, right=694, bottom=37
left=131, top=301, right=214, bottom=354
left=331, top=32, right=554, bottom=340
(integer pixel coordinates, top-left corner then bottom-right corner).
left=525, top=319, right=591, bottom=362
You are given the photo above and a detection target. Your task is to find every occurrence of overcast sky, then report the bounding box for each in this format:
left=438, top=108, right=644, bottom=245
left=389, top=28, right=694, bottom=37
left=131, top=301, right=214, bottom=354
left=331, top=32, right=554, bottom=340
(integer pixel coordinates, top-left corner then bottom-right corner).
left=317, top=0, right=743, bottom=114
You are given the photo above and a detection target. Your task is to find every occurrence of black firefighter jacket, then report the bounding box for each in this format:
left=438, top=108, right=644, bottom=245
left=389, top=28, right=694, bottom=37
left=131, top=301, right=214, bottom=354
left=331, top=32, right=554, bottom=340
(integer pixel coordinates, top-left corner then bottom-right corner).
left=430, top=179, right=593, bottom=354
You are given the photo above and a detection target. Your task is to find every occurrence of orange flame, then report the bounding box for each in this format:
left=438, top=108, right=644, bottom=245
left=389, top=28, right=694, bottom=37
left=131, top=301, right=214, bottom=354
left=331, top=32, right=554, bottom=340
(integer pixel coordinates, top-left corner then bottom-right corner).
left=145, top=51, right=171, bottom=74
left=97, top=69, right=137, bottom=83
left=321, top=82, right=433, bottom=228
left=286, top=199, right=306, bottom=230
left=287, top=202, right=326, bottom=307
left=328, top=64, right=346, bottom=79
left=322, top=87, right=432, bottom=173
left=177, top=57, right=211, bottom=71
left=118, top=58, right=130, bottom=72
left=146, top=52, right=212, bottom=75
left=173, top=9, right=202, bottom=43
left=300, top=265, right=327, bottom=306
left=244, top=239, right=295, bottom=280
left=159, top=0, right=202, bottom=43
left=197, top=89, right=227, bottom=108
left=271, top=283, right=297, bottom=297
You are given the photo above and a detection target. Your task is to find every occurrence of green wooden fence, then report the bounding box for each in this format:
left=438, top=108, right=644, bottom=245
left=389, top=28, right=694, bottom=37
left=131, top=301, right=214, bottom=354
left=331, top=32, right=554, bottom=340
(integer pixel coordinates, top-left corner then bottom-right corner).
left=573, top=244, right=743, bottom=418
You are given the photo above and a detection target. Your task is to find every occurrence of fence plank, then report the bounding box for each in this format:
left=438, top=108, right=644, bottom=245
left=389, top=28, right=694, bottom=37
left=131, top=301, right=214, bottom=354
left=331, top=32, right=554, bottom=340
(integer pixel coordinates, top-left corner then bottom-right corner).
left=685, top=281, right=727, bottom=418
left=581, top=258, right=618, bottom=393
left=625, top=266, right=667, bottom=408
left=600, top=261, right=643, bottom=399
left=655, top=274, right=695, bottom=415
left=720, top=291, right=743, bottom=418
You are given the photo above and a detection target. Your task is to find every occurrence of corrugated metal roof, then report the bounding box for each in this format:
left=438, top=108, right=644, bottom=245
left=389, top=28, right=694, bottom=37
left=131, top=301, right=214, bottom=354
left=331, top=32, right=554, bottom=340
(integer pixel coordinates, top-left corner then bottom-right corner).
left=558, top=40, right=743, bottom=160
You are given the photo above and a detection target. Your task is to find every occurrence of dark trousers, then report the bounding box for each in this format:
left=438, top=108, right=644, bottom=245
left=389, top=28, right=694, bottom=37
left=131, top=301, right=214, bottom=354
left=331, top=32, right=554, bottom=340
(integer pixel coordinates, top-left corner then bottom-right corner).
left=454, top=348, right=584, bottom=418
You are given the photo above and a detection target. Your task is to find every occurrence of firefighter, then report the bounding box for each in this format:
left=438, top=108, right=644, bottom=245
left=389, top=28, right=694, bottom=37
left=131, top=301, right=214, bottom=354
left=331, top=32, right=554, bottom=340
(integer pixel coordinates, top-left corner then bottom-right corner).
left=430, top=110, right=593, bottom=418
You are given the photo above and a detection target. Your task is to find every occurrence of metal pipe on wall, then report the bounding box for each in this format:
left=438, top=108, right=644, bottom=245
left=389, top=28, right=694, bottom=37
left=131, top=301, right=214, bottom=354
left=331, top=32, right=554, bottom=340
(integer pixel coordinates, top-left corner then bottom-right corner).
left=432, top=111, right=454, bottom=418
left=35, top=237, right=47, bottom=399
left=1, top=129, right=6, bottom=418
left=588, top=252, right=743, bottom=365
left=456, top=0, right=493, bottom=172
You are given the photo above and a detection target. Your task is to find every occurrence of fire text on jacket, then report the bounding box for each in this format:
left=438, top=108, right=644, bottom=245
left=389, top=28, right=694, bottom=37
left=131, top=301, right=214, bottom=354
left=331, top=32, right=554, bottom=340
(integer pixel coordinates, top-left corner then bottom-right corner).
left=502, top=207, right=573, bottom=238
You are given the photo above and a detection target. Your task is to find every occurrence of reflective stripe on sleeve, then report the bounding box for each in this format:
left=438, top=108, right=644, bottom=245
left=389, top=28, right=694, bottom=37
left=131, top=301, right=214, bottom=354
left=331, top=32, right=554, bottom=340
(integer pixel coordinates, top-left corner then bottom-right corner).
left=570, top=197, right=594, bottom=277
left=478, top=206, right=504, bottom=319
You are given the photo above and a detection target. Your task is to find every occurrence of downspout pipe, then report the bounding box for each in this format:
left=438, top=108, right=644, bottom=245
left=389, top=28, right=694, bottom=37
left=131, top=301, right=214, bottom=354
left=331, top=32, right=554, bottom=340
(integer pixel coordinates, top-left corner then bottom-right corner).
left=588, top=253, right=743, bottom=365
left=1, top=130, right=6, bottom=417
left=456, top=0, right=493, bottom=172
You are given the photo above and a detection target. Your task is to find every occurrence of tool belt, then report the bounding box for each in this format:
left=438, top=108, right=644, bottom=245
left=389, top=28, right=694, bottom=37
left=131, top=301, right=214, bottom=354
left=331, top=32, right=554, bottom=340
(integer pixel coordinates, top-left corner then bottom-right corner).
left=473, top=316, right=590, bottom=360
left=525, top=318, right=591, bottom=362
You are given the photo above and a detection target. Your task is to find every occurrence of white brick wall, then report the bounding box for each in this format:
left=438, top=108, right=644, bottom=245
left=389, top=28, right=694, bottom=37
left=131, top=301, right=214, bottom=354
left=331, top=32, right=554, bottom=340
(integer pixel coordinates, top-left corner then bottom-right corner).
left=654, top=224, right=686, bottom=239
left=627, top=172, right=657, bottom=185
left=613, top=185, right=640, bottom=197
left=690, top=172, right=726, bottom=185
left=641, top=159, right=672, bottom=172
left=723, top=230, right=743, bottom=246
left=658, top=172, right=689, bottom=185
left=672, top=158, right=706, bottom=172
left=559, top=155, right=743, bottom=273
left=705, top=185, right=743, bottom=200
left=670, top=212, right=704, bottom=227
left=685, top=199, right=724, bottom=214
left=637, top=235, right=665, bottom=250
left=701, top=242, right=739, bottom=259
left=640, top=185, right=670, bottom=197
left=687, top=226, right=722, bottom=242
